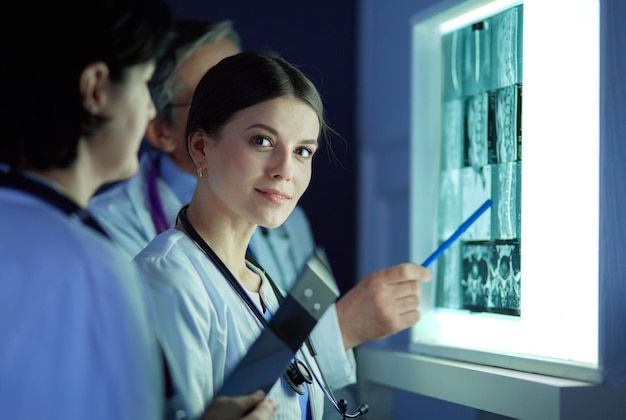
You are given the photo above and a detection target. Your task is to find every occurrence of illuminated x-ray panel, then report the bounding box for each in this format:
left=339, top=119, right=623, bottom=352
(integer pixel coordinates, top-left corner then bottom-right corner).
left=436, top=4, right=521, bottom=315
left=409, top=0, right=600, bottom=382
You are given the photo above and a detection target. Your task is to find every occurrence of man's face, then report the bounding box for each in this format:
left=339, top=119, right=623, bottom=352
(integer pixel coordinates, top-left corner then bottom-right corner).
left=148, top=37, right=240, bottom=174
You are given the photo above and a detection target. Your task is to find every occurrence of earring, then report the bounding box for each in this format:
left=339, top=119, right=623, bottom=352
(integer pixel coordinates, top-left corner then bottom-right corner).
left=196, top=166, right=203, bottom=178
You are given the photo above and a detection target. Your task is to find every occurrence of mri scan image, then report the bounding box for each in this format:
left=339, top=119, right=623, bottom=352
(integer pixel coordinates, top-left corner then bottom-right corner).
left=435, top=4, right=522, bottom=317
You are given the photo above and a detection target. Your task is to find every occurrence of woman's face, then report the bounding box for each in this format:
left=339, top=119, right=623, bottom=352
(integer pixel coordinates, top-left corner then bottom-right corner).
left=194, top=96, right=320, bottom=229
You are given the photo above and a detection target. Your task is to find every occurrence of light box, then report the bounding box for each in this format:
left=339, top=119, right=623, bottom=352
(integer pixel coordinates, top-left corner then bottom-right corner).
left=409, top=0, right=601, bottom=382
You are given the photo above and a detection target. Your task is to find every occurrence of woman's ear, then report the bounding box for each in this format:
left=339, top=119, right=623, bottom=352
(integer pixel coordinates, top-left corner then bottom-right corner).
left=188, top=130, right=208, bottom=168
left=80, top=62, right=109, bottom=114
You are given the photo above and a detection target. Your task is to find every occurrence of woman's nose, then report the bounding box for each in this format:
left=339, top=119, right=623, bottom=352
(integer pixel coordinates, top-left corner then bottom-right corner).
left=268, top=148, right=293, bottom=180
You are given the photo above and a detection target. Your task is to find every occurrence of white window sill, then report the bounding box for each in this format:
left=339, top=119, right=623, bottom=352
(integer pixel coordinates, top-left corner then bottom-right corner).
left=356, top=347, right=626, bottom=419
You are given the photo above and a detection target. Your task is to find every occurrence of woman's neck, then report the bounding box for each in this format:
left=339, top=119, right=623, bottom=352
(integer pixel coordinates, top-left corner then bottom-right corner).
left=183, top=201, right=260, bottom=292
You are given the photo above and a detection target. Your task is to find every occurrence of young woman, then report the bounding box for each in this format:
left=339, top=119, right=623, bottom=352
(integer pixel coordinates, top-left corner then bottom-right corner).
left=0, top=2, right=276, bottom=419
left=134, top=51, right=330, bottom=419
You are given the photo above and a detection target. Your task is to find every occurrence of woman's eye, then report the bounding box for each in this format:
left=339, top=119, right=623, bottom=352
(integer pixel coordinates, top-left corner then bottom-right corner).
left=296, top=147, right=315, bottom=158
left=253, top=135, right=272, bottom=147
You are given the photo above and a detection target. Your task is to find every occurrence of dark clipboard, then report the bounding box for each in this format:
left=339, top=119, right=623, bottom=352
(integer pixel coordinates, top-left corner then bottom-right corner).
left=216, top=247, right=339, bottom=397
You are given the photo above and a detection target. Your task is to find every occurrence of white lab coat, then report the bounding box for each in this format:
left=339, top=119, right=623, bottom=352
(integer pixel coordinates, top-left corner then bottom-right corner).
left=89, top=152, right=356, bottom=390
left=0, top=185, right=164, bottom=419
left=248, top=210, right=357, bottom=390
left=89, top=152, right=187, bottom=259
left=134, top=229, right=327, bottom=420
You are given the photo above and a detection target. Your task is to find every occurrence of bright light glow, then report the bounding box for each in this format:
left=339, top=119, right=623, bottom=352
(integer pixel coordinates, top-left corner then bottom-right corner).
left=410, top=0, right=600, bottom=379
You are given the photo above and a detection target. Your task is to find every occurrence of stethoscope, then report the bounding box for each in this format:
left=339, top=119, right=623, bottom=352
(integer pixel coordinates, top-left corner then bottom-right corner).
left=177, top=205, right=368, bottom=419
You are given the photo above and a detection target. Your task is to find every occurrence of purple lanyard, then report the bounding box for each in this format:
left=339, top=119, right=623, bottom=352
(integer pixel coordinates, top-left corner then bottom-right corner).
left=147, top=156, right=170, bottom=234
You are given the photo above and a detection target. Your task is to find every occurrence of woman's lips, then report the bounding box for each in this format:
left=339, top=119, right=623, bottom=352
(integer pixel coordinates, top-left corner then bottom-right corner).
left=256, top=188, right=292, bottom=204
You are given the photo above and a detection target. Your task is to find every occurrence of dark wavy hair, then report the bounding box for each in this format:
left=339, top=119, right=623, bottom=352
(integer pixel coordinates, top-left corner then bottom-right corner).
left=0, top=0, right=172, bottom=170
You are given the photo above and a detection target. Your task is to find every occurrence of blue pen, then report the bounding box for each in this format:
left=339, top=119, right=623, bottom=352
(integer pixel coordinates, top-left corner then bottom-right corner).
left=421, top=198, right=493, bottom=267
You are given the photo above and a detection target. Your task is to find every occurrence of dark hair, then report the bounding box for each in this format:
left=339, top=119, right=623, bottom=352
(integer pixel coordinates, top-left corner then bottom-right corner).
left=186, top=51, right=329, bottom=147
left=0, top=0, right=172, bottom=170
left=150, top=19, right=241, bottom=125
